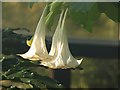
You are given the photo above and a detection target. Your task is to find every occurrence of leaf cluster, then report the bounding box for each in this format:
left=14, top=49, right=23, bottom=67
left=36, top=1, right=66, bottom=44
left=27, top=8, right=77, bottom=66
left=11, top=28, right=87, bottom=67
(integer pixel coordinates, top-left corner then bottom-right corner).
left=1, top=29, right=64, bottom=90
left=29, top=2, right=119, bottom=32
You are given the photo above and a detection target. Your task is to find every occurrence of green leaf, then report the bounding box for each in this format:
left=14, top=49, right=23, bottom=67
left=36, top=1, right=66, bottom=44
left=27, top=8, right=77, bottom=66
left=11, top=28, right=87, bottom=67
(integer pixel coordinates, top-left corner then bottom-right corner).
left=67, top=2, right=100, bottom=32
left=65, top=2, right=94, bottom=13
left=98, top=2, right=119, bottom=22
left=1, top=54, right=40, bottom=76
left=0, top=55, right=20, bottom=71
left=46, top=2, right=62, bottom=30
left=0, top=80, right=33, bottom=89
left=2, top=28, right=29, bottom=54
left=1, top=28, right=63, bottom=89
left=7, top=70, right=63, bottom=88
left=50, top=2, right=63, bottom=12
left=28, top=2, right=35, bottom=8
left=28, top=0, right=40, bottom=8
left=46, top=10, right=59, bottom=30
left=46, top=2, right=99, bottom=32
left=20, top=78, right=48, bottom=89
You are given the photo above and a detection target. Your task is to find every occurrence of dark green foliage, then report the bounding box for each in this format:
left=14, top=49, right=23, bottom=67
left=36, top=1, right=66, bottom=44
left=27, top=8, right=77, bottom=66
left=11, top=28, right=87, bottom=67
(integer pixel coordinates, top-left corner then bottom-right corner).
left=2, top=28, right=30, bottom=54
left=45, top=2, right=119, bottom=32
left=1, top=55, right=63, bottom=89
left=65, top=2, right=100, bottom=32
left=28, top=2, right=119, bottom=32
left=98, top=2, right=119, bottom=22
left=1, top=29, right=63, bottom=90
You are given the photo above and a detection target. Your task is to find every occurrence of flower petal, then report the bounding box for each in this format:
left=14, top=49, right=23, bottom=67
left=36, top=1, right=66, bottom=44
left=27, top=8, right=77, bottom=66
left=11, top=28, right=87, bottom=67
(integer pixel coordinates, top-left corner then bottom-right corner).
left=17, top=6, right=49, bottom=61
left=41, top=9, right=83, bottom=69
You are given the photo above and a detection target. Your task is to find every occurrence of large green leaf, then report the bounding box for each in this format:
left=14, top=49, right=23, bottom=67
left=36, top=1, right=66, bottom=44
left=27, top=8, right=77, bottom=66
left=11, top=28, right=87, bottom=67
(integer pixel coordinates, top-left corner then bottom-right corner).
left=65, top=2, right=94, bottom=13
left=7, top=70, right=63, bottom=88
left=46, top=2, right=101, bottom=32
left=46, top=2, right=119, bottom=32
left=0, top=80, right=33, bottom=89
left=67, top=2, right=100, bottom=32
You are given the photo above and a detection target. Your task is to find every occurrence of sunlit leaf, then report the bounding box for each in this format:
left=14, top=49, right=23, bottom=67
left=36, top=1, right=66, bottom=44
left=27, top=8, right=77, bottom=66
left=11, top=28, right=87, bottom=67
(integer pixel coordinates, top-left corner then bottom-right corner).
left=46, top=2, right=119, bottom=32
left=67, top=2, right=100, bottom=32
left=46, top=2, right=101, bottom=32
left=0, top=80, right=33, bottom=89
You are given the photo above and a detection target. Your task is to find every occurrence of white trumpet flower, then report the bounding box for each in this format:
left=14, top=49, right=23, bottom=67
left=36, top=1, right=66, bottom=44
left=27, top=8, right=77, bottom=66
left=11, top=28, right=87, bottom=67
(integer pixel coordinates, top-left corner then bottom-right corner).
left=41, top=9, right=83, bottom=69
left=17, top=6, right=50, bottom=61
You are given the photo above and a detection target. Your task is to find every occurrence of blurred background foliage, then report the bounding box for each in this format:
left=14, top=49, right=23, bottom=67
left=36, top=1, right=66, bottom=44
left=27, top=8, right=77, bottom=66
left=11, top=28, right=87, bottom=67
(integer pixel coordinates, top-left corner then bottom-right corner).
left=2, top=2, right=118, bottom=40
left=1, top=2, right=119, bottom=88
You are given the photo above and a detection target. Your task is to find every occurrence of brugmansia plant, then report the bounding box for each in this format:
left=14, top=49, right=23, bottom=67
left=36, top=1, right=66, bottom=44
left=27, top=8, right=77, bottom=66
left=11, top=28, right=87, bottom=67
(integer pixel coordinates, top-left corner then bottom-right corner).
left=1, top=3, right=83, bottom=90
left=1, top=1, right=119, bottom=90
left=18, top=6, right=83, bottom=69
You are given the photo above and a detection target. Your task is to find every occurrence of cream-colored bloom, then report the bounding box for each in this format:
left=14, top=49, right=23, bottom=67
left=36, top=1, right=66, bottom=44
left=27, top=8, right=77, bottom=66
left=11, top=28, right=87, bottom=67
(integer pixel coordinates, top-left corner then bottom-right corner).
left=41, top=9, right=83, bottom=69
left=17, top=6, right=49, bottom=61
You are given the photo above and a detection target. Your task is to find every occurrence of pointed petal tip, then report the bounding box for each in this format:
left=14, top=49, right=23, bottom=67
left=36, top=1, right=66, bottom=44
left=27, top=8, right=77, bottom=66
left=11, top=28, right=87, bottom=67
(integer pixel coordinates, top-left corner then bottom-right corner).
left=16, top=53, right=40, bottom=61
left=77, top=58, right=83, bottom=64
left=16, top=53, right=27, bottom=59
left=16, top=54, right=23, bottom=57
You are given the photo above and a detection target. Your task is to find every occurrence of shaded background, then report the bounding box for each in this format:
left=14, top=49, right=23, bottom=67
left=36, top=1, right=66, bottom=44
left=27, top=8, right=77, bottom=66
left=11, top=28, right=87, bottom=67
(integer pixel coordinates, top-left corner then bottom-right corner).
left=2, top=2, right=118, bottom=88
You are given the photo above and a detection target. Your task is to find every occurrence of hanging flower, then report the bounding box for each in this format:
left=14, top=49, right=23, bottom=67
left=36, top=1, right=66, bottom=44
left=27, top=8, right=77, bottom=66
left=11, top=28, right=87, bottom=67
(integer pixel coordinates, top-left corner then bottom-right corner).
left=41, top=9, right=83, bottom=69
left=17, top=6, right=50, bottom=61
